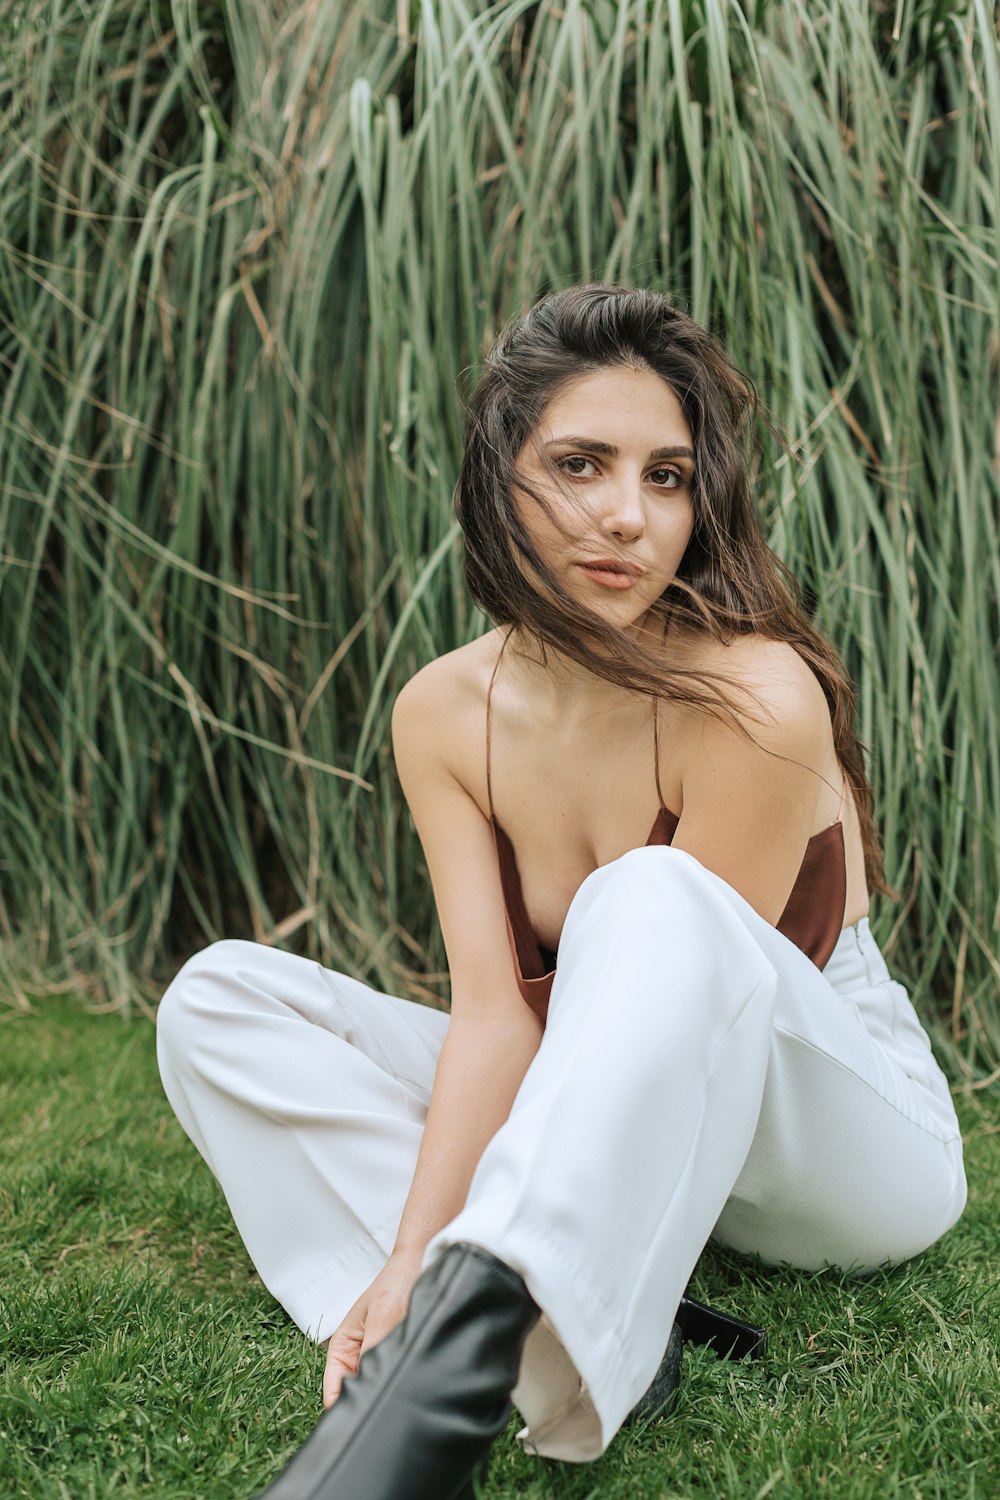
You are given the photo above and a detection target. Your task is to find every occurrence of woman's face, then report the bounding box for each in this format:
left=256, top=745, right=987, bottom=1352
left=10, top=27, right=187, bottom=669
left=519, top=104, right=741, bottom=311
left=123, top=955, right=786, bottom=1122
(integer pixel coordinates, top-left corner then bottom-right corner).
left=512, top=366, right=697, bottom=630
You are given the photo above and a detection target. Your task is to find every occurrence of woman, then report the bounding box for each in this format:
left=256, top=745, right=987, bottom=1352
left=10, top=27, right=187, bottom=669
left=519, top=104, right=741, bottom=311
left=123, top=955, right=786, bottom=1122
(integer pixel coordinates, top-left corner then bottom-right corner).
left=156, top=285, right=966, bottom=1500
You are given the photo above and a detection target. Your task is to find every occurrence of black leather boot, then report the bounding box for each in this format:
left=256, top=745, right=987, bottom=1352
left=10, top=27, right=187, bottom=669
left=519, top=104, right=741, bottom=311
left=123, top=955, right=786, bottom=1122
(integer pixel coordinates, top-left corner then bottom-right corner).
left=623, top=1320, right=685, bottom=1426
left=253, top=1242, right=540, bottom=1500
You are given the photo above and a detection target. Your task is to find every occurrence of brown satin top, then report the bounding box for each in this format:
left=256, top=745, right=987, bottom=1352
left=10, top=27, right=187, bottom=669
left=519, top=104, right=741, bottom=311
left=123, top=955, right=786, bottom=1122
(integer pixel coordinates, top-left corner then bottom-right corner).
left=486, top=631, right=848, bottom=1025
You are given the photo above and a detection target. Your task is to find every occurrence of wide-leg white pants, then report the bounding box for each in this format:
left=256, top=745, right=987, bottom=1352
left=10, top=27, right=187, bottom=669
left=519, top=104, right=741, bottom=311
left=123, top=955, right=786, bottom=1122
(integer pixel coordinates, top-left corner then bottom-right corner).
left=156, top=847, right=966, bottom=1462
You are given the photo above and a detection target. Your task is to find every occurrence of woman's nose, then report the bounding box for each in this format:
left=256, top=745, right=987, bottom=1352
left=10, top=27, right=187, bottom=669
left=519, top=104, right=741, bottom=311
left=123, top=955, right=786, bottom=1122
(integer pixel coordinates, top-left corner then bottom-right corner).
left=598, top=479, right=645, bottom=540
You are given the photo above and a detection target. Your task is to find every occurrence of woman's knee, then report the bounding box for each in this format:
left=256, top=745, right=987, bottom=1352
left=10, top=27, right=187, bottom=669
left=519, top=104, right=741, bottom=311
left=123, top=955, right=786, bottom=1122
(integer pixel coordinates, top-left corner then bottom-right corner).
left=156, top=938, right=262, bottom=1061
left=552, top=845, right=776, bottom=1039
left=579, top=845, right=731, bottom=913
left=567, top=845, right=766, bottom=961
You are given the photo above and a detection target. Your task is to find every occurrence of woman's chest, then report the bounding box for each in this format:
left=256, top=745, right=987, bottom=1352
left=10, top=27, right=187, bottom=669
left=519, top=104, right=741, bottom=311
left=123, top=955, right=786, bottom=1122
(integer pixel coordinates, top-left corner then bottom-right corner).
left=489, top=721, right=676, bottom=954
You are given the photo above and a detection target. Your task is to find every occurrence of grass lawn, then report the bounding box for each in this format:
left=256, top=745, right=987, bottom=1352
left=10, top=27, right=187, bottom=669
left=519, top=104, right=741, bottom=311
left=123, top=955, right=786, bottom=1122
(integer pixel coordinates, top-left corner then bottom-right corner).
left=1, top=997, right=997, bottom=1499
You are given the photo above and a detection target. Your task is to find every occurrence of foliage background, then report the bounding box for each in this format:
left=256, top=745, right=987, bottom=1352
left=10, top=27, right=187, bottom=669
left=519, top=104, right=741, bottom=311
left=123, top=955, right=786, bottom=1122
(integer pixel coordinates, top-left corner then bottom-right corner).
left=1, top=0, right=998, bottom=1078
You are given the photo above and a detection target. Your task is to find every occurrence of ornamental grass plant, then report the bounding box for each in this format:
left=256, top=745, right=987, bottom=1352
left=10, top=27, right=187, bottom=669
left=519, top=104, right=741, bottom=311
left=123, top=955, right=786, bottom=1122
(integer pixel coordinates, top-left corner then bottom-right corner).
left=1, top=0, right=998, bottom=1081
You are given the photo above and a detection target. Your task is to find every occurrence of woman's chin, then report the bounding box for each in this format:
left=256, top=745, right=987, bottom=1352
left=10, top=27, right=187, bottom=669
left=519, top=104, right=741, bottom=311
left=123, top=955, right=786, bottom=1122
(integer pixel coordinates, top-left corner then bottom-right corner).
left=584, top=594, right=661, bottom=633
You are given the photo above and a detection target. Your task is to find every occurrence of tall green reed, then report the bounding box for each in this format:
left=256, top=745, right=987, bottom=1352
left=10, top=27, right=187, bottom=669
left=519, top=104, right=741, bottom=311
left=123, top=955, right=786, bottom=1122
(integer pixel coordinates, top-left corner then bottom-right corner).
left=1, top=0, right=997, bottom=1078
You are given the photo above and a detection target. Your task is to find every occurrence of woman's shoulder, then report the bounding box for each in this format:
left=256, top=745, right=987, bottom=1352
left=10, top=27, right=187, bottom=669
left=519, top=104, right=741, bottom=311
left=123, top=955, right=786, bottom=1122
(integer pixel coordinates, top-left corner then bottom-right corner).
left=391, top=630, right=503, bottom=787
left=393, top=630, right=500, bottom=714
left=664, top=632, right=836, bottom=798
left=671, top=629, right=832, bottom=732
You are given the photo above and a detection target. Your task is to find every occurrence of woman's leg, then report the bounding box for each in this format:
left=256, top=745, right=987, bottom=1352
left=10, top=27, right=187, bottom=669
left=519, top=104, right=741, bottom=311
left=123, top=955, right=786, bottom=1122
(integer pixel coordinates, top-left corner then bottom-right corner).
left=156, top=940, right=449, bottom=1341
left=426, top=846, right=966, bottom=1461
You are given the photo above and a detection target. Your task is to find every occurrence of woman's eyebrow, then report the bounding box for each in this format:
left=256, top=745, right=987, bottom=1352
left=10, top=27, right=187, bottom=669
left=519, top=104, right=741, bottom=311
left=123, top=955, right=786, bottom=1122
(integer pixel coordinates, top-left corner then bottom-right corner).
left=545, top=436, right=695, bottom=463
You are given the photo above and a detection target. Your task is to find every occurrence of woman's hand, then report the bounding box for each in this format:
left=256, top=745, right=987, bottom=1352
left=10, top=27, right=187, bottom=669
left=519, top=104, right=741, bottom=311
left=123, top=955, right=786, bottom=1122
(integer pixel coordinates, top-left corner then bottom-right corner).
left=322, top=1249, right=426, bottom=1407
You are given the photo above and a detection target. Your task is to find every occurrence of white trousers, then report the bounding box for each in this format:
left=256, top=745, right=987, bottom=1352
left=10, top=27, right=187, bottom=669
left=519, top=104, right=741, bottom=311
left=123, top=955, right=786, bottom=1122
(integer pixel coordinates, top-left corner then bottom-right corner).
left=156, top=847, right=966, bottom=1462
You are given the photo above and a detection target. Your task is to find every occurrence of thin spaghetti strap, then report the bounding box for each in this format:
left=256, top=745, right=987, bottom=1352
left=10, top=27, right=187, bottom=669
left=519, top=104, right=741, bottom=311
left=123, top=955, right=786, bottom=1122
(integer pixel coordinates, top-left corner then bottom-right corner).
left=485, top=628, right=513, bottom=820
left=652, top=615, right=669, bottom=812
left=652, top=697, right=667, bottom=811
left=833, top=772, right=848, bottom=828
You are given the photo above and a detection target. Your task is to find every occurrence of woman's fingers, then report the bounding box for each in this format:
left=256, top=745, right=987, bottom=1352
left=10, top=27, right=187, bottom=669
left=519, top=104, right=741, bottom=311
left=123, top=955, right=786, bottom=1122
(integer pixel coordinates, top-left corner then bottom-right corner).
left=319, top=1255, right=424, bottom=1407
left=322, top=1304, right=367, bottom=1407
left=357, top=1300, right=404, bottom=1361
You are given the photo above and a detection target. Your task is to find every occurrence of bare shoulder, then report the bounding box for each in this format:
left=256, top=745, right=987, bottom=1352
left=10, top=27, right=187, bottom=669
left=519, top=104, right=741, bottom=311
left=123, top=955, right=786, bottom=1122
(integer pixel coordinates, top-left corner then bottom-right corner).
left=391, top=630, right=501, bottom=794
left=667, top=632, right=843, bottom=922
left=674, top=631, right=833, bottom=757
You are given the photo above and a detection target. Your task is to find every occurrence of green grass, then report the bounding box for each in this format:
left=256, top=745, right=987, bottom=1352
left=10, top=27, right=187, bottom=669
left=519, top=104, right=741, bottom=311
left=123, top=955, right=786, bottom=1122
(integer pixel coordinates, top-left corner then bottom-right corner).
left=1, top=999, right=997, bottom=1499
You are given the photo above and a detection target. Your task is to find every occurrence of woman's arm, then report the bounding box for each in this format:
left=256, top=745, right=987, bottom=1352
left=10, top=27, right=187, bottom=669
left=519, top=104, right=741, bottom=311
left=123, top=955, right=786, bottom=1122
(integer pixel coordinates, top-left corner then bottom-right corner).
left=324, top=660, right=542, bottom=1403
left=388, top=661, right=545, bottom=1255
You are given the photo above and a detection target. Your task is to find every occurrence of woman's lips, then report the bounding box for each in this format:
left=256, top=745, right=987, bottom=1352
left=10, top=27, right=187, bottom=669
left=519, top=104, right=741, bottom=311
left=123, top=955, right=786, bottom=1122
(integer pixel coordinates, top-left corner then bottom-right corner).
left=576, top=563, right=640, bottom=591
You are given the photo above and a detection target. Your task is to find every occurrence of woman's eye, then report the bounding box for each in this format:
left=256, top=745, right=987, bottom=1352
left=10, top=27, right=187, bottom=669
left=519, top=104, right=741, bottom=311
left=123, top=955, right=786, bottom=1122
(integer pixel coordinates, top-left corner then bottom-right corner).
left=648, top=466, right=683, bottom=489
left=558, top=455, right=597, bottom=477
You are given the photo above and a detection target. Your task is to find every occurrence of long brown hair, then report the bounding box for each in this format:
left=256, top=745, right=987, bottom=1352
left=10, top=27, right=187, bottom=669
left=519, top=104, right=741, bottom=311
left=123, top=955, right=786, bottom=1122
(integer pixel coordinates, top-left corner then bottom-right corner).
left=455, top=284, right=889, bottom=895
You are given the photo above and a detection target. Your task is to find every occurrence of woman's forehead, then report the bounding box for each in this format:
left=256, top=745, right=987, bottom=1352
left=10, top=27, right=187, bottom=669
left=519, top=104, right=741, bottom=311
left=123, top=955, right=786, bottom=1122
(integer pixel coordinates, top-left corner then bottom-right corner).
left=531, top=367, right=694, bottom=450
